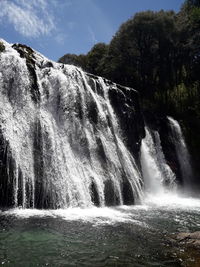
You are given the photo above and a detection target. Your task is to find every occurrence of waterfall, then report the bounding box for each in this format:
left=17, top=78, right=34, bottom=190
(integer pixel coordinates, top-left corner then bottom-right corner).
left=140, top=127, right=176, bottom=195
left=153, top=131, right=176, bottom=189
left=0, top=40, right=143, bottom=209
left=2, top=40, right=193, bottom=209
left=168, top=117, right=193, bottom=189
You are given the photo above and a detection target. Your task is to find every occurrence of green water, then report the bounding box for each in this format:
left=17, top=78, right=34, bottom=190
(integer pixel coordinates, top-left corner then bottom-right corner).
left=0, top=196, right=200, bottom=266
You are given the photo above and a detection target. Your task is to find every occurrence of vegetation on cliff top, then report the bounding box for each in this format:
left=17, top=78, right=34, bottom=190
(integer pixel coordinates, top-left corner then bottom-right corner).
left=0, top=42, right=5, bottom=53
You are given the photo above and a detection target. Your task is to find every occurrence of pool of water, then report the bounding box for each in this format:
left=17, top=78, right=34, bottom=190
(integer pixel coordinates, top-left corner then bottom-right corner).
left=0, top=194, right=200, bottom=266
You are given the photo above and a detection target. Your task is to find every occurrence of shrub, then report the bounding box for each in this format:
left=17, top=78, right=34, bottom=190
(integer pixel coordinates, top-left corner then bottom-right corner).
left=0, top=42, right=5, bottom=53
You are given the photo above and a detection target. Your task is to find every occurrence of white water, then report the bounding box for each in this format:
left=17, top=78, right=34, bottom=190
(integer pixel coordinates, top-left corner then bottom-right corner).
left=0, top=40, right=143, bottom=208
left=3, top=194, right=200, bottom=227
left=140, top=128, right=164, bottom=194
left=153, top=131, right=176, bottom=189
left=168, top=117, right=193, bottom=188
left=140, top=127, right=176, bottom=196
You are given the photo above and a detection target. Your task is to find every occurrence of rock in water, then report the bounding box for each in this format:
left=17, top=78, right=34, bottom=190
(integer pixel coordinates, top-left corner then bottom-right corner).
left=175, top=232, right=200, bottom=248
left=0, top=39, right=144, bottom=209
left=169, top=232, right=200, bottom=266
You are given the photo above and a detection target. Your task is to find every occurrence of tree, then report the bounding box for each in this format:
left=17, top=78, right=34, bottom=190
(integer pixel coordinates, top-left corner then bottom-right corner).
left=99, top=10, right=178, bottom=98
left=86, top=43, right=108, bottom=76
left=58, top=53, right=88, bottom=70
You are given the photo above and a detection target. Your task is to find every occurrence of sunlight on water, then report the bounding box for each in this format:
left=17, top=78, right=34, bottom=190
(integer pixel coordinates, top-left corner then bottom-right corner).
left=3, top=193, right=200, bottom=227
left=3, top=207, right=145, bottom=226
left=143, top=192, right=200, bottom=210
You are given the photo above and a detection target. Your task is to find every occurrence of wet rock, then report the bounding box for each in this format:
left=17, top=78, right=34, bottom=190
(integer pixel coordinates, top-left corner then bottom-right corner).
left=108, top=83, right=145, bottom=162
left=85, top=72, right=145, bottom=163
left=144, top=112, right=183, bottom=185
left=104, top=180, right=120, bottom=206
left=169, top=232, right=200, bottom=266
left=90, top=181, right=100, bottom=206
left=12, top=43, right=40, bottom=104
left=175, top=232, right=200, bottom=248
left=121, top=177, right=134, bottom=205
left=0, top=128, right=15, bottom=207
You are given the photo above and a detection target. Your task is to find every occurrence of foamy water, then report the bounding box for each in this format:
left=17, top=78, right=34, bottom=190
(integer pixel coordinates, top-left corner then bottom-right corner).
left=143, top=193, right=200, bottom=210
left=3, top=193, right=200, bottom=227
left=3, top=206, right=148, bottom=227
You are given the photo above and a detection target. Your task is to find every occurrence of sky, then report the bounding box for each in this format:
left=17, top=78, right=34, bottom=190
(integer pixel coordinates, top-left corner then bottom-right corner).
left=0, top=0, right=185, bottom=61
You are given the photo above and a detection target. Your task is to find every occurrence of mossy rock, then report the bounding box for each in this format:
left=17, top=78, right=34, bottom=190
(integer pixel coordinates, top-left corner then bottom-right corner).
left=0, top=42, right=5, bottom=53
left=12, top=43, right=40, bottom=103
left=12, top=43, right=35, bottom=65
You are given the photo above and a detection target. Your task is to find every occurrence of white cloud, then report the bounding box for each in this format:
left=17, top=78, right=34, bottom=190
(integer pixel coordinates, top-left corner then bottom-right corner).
left=0, top=0, right=55, bottom=38
left=51, top=0, right=72, bottom=9
left=55, top=33, right=67, bottom=45
left=88, top=26, right=97, bottom=44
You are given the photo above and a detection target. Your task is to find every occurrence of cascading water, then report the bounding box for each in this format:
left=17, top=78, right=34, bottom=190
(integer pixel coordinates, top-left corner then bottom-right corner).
left=0, top=39, right=195, bottom=211
left=0, top=40, right=143, bottom=209
left=140, top=127, right=176, bottom=195
left=168, top=117, right=193, bottom=189
left=153, top=131, right=176, bottom=189
left=140, top=128, right=164, bottom=195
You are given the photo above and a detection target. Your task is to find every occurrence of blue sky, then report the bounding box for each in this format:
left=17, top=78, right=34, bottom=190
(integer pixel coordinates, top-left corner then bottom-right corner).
left=0, top=0, right=184, bottom=61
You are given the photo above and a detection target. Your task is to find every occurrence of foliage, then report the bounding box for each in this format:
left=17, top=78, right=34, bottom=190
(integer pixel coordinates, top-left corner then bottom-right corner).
left=86, top=43, right=108, bottom=76
left=0, top=42, right=5, bottom=53
left=101, top=10, right=179, bottom=97
left=58, top=53, right=88, bottom=70
left=58, top=43, right=108, bottom=75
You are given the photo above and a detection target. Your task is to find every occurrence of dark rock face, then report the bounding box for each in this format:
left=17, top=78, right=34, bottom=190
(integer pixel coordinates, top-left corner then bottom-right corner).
left=121, top=175, right=135, bottom=205
left=12, top=44, right=40, bottom=104
left=86, top=73, right=145, bottom=163
left=144, top=111, right=200, bottom=191
left=108, top=82, right=145, bottom=163
left=159, top=118, right=183, bottom=184
left=0, top=128, right=15, bottom=207
left=144, top=112, right=183, bottom=185
left=104, top=180, right=120, bottom=206
left=90, top=181, right=100, bottom=206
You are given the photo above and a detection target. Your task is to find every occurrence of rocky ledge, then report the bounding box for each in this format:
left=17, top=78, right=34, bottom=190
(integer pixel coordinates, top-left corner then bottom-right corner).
left=175, top=232, right=200, bottom=248
left=170, top=232, right=200, bottom=266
